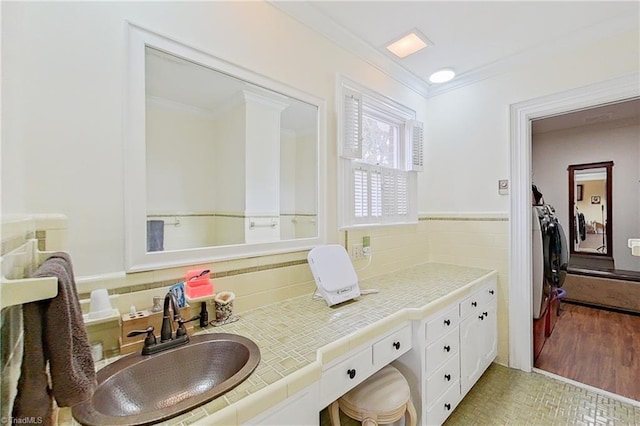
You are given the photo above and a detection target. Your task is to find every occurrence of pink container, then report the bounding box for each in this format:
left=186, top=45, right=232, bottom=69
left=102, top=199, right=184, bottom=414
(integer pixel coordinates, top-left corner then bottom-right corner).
left=185, top=269, right=214, bottom=299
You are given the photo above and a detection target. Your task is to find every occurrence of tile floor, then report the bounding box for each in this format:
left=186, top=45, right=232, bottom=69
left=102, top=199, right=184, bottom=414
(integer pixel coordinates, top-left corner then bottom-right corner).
left=321, top=364, right=640, bottom=426
left=446, top=364, right=639, bottom=425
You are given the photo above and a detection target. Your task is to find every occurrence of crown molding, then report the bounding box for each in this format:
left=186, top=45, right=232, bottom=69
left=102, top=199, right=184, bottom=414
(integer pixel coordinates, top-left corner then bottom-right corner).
left=271, top=2, right=638, bottom=100
left=146, top=95, right=216, bottom=119
left=269, top=1, right=430, bottom=98
left=426, top=13, right=640, bottom=98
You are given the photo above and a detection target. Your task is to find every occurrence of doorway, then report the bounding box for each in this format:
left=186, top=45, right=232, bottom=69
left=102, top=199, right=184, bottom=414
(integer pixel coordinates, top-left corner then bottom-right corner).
left=508, top=73, right=639, bottom=378
left=530, top=103, right=640, bottom=400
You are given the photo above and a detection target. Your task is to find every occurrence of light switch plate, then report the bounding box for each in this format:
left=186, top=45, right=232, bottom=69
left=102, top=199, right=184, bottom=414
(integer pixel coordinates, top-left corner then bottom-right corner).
left=498, top=179, right=509, bottom=195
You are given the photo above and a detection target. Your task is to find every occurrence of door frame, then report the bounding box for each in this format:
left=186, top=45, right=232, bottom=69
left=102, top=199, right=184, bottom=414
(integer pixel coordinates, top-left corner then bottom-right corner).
left=508, top=73, right=639, bottom=372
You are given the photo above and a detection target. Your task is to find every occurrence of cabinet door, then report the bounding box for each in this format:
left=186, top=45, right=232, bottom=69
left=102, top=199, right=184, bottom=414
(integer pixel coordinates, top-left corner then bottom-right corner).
left=459, top=312, right=483, bottom=395
left=481, top=299, right=498, bottom=369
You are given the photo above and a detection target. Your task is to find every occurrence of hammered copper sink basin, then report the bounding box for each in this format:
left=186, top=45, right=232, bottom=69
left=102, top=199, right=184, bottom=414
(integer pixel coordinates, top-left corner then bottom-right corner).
left=72, top=333, right=260, bottom=426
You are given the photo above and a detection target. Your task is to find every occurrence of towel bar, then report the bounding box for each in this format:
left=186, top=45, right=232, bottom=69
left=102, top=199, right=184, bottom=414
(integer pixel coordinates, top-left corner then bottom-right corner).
left=1, top=239, right=61, bottom=309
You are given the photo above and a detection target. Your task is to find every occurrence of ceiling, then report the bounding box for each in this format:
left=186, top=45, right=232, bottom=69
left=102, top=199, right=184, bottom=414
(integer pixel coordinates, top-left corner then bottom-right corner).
left=271, top=1, right=639, bottom=97
left=532, top=98, right=640, bottom=134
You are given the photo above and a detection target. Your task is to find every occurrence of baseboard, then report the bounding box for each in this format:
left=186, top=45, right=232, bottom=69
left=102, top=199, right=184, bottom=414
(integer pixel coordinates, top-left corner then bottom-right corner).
left=562, top=299, right=640, bottom=317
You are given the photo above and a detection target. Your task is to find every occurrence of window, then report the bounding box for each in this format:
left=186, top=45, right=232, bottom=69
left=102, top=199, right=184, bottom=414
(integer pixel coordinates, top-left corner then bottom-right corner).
left=338, top=78, right=423, bottom=228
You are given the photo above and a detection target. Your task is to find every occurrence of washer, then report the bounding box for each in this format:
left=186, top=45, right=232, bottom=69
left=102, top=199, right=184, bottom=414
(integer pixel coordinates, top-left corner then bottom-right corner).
left=532, top=204, right=568, bottom=319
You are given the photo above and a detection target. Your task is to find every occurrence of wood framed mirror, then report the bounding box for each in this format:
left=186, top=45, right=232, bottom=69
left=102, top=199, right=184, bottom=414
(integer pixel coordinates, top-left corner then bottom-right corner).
left=568, top=161, right=613, bottom=258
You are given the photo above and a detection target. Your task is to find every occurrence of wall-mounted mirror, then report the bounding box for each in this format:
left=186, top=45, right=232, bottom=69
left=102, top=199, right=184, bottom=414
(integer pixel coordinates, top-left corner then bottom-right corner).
left=125, top=25, right=325, bottom=271
left=568, top=161, right=613, bottom=257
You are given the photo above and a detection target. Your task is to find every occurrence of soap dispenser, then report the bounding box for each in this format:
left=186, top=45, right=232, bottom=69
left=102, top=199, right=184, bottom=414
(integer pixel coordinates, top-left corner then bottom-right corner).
left=199, top=302, right=209, bottom=327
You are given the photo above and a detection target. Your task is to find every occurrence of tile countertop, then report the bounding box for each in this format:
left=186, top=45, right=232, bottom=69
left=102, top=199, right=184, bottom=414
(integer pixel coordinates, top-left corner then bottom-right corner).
left=74, top=262, right=497, bottom=426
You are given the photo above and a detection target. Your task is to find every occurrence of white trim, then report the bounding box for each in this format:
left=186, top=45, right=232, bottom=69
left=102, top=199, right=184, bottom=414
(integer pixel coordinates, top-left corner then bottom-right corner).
left=509, top=73, right=640, bottom=372
left=533, top=368, right=640, bottom=408
left=241, top=89, right=290, bottom=112
left=125, top=23, right=327, bottom=272
left=428, top=13, right=638, bottom=98
left=421, top=212, right=508, bottom=220
left=269, top=1, right=429, bottom=98
left=146, top=95, right=216, bottom=120
left=269, top=2, right=638, bottom=100
left=337, top=76, right=418, bottom=229
left=338, top=75, right=416, bottom=121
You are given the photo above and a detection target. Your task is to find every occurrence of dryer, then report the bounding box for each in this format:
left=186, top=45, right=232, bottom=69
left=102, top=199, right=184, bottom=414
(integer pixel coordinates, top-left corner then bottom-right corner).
left=532, top=204, right=568, bottom=319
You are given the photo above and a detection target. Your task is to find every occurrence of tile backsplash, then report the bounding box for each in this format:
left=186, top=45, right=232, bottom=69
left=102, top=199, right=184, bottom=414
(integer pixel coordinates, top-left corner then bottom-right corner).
left=1, top=220, right=35, bottom=421
left=424, top=214, right=510, bottom=364
left=0, top=215, right=68, bottom=421
left=1, top=212, right=510, bottom=419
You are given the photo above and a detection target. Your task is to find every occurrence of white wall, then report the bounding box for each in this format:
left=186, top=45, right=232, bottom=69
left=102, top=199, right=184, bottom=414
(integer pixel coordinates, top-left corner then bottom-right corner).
left=2, top=2, right=637, bottom=277
left=532, top=120, right=640, bottom=271
left=214, top=104, right=246, bottom=215
left=422, top=29, right=638, bottom=366
left=146, top=104, right=217, bottom=213
left=1, top=1, right=426, bottom=276
left=421, top=29, right=639, bottom=215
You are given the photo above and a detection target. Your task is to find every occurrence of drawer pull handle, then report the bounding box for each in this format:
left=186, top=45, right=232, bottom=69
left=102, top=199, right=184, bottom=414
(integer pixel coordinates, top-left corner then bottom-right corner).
left=393, top=341, right=401, bottom=350
left=444, top=319, right=451, bottom=326
left=445, top=403, right=451, bottom=411
left=483, top=311, right=488, bottom=317
left=472, top=301, right=477, bottom=307
left=444, top=345, right=451, bottom=352
left=479, top=314, right=485, bottom=320
left=347, top=369, right=356, bottom=379
left=445, top=374, right=451, bottom=381
left=489, top=290, right=495, bottom=295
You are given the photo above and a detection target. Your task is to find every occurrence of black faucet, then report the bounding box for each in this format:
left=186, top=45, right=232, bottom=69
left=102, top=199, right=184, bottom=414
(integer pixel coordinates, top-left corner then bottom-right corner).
left=127, top=291, right=199, bottom=355
left=161, top=291, right=181, bottom=342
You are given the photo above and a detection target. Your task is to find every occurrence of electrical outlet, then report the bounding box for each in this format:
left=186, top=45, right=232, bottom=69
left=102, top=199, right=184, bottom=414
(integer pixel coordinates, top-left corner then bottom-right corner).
left=362, top=236, right=371, bottom=256
left=351, top=244, right=364, bottom=260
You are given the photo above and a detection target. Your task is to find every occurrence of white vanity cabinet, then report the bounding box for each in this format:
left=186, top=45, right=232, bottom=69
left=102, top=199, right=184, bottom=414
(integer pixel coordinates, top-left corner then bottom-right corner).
left=319, top=323, right=413, bottom=409
left=459, top=280, right=497, bottom=395
left=245, top=383, right=320, bottom=426
left=395, top=279, right=497, bottom=426
left=396, top=303, right=461, bottom=426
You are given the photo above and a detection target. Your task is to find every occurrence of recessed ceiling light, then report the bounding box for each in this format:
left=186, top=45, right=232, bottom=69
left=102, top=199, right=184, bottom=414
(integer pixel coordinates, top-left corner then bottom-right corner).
left=386, top=32, right=429, bottom=59
left=429, top=69, right=456, bottom=84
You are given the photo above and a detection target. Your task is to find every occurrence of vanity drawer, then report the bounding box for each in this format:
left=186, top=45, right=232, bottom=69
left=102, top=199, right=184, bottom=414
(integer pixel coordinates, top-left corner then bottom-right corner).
left=425, top=305, right=459, bottom=343
left=425, top=327, right=459, bottom=376
left=459, top=289, right=483, bottom=320
left=484, top=281, right=497, bottom=302
left=426, top=379, right=461, bottom=426
left=373, top=324, right=412, bottom=368
left=460, top=281, right=497, bottom=319
left=320, top=346, right=374, bottom=406
left=425, top=353, right=459, bottom=411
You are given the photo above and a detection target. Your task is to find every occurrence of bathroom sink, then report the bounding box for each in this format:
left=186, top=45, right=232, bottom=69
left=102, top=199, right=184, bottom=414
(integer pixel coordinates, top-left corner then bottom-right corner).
left=72, top=333, right=260, bottom=425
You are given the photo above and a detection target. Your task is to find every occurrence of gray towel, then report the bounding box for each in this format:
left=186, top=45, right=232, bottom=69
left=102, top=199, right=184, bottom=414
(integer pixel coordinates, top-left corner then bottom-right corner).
left=12, top=253, right=96, bottom=425
left=147, top=220, right=164, bottom=252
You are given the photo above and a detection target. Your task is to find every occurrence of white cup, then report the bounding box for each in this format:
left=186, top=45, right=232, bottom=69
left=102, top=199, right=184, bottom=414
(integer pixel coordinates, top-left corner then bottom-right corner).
left=88, top=289, right=112, bottom=320
left=91, top=342, right=104, bottom=362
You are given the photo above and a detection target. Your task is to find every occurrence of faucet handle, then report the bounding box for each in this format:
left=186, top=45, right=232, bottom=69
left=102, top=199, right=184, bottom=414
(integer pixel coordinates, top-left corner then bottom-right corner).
left=127, top=326, right=157, bottom=347
left=176, top=315, right=200, bottom=337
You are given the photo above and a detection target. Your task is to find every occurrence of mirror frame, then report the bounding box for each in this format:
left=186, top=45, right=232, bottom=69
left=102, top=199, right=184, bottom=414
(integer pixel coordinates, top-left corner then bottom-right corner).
left=568, top=161, right=613, bottom=258
left=125, top=24, right=326, bottom=272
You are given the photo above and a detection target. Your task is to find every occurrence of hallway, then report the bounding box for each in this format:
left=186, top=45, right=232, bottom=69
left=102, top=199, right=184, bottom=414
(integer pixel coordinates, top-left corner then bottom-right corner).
left=535, top=302, right=640, bottom=402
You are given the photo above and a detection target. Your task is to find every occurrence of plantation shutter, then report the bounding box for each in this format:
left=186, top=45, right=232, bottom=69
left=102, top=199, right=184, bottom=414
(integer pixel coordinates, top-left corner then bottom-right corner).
left=407, top=119, right=424, bottom=172
left=395, top=173, right=408, bottom=216
left=370, top=169, right=383, bottom=218
left=353, top=167, right=368, bottom=218
left=341, top=88, right=363, bottom=159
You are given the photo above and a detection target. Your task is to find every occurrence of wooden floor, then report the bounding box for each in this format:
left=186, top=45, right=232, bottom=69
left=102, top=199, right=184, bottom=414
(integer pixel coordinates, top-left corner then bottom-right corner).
left=535, top=302, right=640, bottom=401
